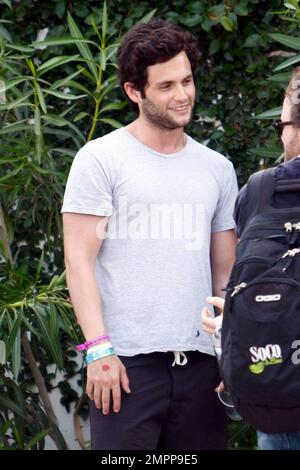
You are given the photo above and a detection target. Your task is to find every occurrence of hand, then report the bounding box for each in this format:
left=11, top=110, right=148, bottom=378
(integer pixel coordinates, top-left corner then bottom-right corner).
left=201, top=296, right=225, bottom=334
left=215, top=380, right=224, bottom=393
left=86, top=354, right=131, bottom=415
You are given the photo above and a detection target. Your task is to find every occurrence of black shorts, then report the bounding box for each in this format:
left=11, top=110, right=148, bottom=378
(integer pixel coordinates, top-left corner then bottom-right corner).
left=89, top=351, right=227, bottom=450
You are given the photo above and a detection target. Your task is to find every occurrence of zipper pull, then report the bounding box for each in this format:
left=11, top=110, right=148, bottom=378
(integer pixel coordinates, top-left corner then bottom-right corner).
left=282, top=248, right=300, bottom=258
left=294, top=222, right=300, bottom=232
left=284, top=222, right=293, bottom=232
left=231, top=282, right=247, bottom=298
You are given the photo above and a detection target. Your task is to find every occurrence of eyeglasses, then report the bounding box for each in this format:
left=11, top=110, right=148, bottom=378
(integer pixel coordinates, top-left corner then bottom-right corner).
left=272, top=120, right=300, bottom=138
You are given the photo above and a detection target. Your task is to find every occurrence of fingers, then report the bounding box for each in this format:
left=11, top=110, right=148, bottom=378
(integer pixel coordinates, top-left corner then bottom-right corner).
left=206, top=296, right=225, bottom=312
left=201, top=307, right=217, bottom=334
left=215, top=381, right=224, bottom=393
left=86, top=379, right=94, bottom=401
left=93, top=379, right=102, bottom=410
left=120, top=367, right=131, bottom=394
left=111, top=381, right=121, bottom=413
left=101, top=383, right=110, bottom=415
left=201, top=306, right=212, bottom=320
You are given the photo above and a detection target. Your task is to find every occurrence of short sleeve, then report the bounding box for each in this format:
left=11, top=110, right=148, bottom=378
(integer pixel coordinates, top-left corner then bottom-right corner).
left=211, top=162, right=238, bottom=233
left=61, top=145, right=113, bottom=216
left=233, top=184, right=247, bottom=238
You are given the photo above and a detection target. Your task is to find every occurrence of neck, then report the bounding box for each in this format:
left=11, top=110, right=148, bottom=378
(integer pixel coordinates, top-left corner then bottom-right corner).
left=126, top=116, right=186, bottom=154
left=284, top=153, right=300, bottom=162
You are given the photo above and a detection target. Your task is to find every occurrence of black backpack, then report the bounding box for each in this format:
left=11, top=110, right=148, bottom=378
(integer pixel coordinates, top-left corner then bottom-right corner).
left=221, top=167, right=300, bottom=433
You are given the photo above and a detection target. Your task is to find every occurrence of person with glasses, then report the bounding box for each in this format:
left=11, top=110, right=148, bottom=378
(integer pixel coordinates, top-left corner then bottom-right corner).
left=202, top=67, right=300, bottom=451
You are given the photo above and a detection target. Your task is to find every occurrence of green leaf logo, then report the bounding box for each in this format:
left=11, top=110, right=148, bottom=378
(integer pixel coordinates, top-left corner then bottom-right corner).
left=249, top=362, right=265, bottom=374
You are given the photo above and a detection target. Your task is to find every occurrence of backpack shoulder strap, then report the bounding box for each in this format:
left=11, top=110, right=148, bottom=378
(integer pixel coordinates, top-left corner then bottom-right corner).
left=239, top=168, right=276, bottom=234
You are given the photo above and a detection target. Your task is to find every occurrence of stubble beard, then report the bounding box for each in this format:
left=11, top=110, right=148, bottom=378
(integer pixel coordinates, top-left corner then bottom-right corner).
left=284, top=139, right=300, bottom=161
left=141, top=98, right=193, bottom=130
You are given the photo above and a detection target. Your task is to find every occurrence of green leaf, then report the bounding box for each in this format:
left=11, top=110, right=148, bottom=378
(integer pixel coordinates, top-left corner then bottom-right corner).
left=105, top=43, right=119, bottom=61
left=12, top=323, right=21, bottom=380
left=5, top=43, right=34, bottom=52
left=209, top=39, right=220, bottom=55
left=35, top=250, right=44, bottom=281
left=25, top=429, right=50, bottom=450
left=0, top=0, right=12, bottom=7
left=100, top=101, right=127, bottom=113
left=5, top=309, right=23, bottom=360
left=73, top=111, right=89, bottom=122
left=284, top=2, right=297, bottom=10
left=139, top=9, right=157, bottom=24
left=234, top=3, right=248, bottom=16
left=220, top=16, right=234, bottom=32
left=273, top=54, right=300, bottom=71
left=67, top=13, right=98, bottom=79
left=99, top=76, right=118, bottom=100
left=0, top=396, right=26, bottom=419
left=99, top=117, right=123, bottom=128
left=51, top=69, right=83, bottom=90
left=66, top=79, right=93, bottom=96
left=37, top=55, right=81, bottom=74
left=0, top=93, right=33, bottom=111
left=207, top=5, right=226, bottom=19
left=255, top=107, right=282, bottom=119
left=55, top=0, right=65, bottom=18
left=33, top=304, right=64, bottom=368
left=43, top=89, right=87, bottom=100
left=0, top=77, right=31, bottom=94
left=36, top=84, right=47, bottom=114
left=0, top=23, right=12, bottom=42
left=244, top=34, right=262, bottom=48
left=0, top=122, right=32, bottom=135
left=42, top=114, right=69, bottom=127
left=266, top=72, right=291, bottom=82
left=249, top=146, right=283, bottom=158
left=32, top=36, right=98, bottom=48
left=269, top=33, right=300, bottom=50
left=102, top=0, right=107, bottom=41
left=0, top=164, right=23, bottom=181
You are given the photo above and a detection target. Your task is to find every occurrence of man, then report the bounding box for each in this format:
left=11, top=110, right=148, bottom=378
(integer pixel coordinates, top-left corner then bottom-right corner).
left=61, top=18, right=238, bottom=450
left=202, top=67, right=300, bottom=450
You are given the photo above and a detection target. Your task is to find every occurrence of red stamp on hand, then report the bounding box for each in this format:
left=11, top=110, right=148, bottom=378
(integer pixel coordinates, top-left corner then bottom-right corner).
left=102, top=364, right=110, bottom=372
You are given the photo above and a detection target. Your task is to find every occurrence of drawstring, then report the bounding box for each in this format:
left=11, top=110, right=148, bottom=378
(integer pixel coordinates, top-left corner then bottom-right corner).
left=172, top=351, right=188, bottom=367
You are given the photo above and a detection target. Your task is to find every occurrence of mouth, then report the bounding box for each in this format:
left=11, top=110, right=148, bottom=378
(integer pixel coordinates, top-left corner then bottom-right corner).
left=170, top=104, right=190, bottom=114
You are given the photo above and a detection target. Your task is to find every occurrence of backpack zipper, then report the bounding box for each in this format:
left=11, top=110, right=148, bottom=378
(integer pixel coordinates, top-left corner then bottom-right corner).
left=230, top=277, right=300, bottom=298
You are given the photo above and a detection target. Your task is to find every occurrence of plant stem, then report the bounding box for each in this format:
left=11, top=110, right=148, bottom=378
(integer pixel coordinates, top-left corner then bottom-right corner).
left=87, top=66, right=103, bottom=141
left=22, top=333, right=68, bottom=450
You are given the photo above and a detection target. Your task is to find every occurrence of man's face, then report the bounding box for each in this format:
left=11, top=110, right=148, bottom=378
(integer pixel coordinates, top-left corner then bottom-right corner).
left=140, top=51, right=196, bottom=130
left=281, top=97, right=300, bottom=160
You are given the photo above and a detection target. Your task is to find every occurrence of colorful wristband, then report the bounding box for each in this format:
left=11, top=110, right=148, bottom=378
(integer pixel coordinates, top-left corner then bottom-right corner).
left=85, top=347, right=116, bottom=364
left=87, top=341, right=112, bottom=354
left=76, top=334, right=110, bottom=351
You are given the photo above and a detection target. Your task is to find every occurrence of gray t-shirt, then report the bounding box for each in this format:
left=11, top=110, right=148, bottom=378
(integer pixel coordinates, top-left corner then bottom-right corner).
left=61, top=127, right=238, bottom=356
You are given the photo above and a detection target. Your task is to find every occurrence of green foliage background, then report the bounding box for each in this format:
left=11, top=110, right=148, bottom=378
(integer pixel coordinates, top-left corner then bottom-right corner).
left=0, top=0, right=299, bottom=449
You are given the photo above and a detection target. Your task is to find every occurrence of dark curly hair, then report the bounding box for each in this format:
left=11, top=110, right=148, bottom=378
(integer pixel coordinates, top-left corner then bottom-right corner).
left=117, top=18, right=199, bottom=112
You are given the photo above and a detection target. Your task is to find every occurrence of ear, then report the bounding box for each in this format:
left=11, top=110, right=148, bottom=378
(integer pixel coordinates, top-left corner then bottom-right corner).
left=124, top=82, right=142, bottom=104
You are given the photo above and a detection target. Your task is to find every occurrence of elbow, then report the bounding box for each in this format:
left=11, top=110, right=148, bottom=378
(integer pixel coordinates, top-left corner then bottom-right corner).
left=64, top=253, right=94, bottom=273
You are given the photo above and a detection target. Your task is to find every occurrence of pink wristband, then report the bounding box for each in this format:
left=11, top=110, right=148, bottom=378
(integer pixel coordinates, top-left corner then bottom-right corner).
left=76, top=334, right=110, bottom=351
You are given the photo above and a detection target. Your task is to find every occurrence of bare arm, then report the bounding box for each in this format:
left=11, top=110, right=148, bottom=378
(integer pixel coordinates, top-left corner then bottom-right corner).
left=63, top=213, right=107, bottom=339
left=63, top=213, right=130, bottom=414
left=210, top=229, right=237, bottom=299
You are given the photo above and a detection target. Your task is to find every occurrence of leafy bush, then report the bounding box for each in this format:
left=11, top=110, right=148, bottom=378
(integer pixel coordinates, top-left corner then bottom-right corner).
left=0, top=0, right=297, bottom=449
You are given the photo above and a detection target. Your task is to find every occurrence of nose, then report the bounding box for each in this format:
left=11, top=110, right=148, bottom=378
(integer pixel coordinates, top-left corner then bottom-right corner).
left=174, top=84, right=188, bottom=102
